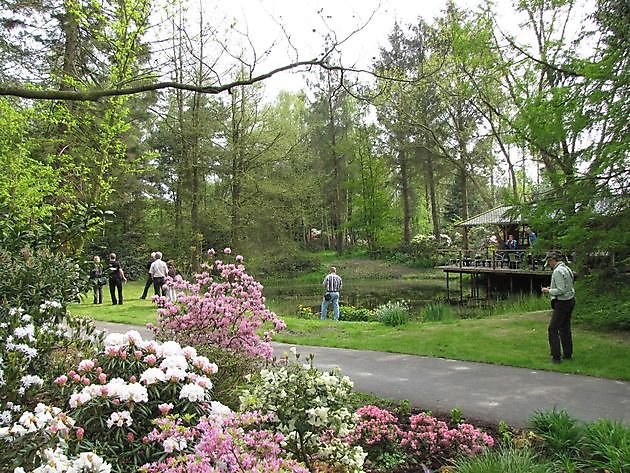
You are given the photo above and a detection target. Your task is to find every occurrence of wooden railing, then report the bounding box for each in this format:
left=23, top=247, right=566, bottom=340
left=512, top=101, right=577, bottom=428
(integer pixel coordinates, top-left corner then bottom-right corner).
left=437, top=248, right=548, bottom=271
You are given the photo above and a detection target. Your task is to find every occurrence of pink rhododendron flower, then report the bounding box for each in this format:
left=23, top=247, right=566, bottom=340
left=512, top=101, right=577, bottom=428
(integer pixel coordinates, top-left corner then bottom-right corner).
left=54, top=375, right=68, bottom=386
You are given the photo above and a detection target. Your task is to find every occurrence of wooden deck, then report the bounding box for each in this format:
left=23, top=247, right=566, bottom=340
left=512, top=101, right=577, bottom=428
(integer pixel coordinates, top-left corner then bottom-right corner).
left=437, top=260, right=552, bottom=303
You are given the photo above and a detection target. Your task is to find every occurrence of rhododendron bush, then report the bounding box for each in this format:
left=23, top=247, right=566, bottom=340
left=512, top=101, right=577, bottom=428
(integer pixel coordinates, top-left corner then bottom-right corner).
left=239, top=350, right=367, bottom=472
left=50, top=331, right=223, bottom=471
left=0, top=304, right=101, bottom=404
left=152, top=249, right=286, bottom=361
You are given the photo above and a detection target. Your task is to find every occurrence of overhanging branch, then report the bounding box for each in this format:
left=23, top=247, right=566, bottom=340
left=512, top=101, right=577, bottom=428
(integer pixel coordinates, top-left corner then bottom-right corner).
left=0, top=59, right=331, bottom=101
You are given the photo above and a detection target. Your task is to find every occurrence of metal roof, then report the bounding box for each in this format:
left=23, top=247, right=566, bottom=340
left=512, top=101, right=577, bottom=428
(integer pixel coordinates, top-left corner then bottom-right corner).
left=455, top=205, right=525, bottom=227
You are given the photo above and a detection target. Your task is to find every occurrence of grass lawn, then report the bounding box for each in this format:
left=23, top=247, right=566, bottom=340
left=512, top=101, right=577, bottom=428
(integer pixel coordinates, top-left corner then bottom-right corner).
left=70, top=281, right=630, bottom=381
left=71, top=280, right=158, bottom=326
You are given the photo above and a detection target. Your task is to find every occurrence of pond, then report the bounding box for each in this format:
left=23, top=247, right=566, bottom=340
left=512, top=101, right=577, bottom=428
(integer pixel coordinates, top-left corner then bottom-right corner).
left=263, top=278, right=448, bottom=317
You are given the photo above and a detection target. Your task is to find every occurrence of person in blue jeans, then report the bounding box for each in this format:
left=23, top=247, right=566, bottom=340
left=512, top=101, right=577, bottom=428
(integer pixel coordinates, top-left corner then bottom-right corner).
left=321, top=266, right=342, bottom=320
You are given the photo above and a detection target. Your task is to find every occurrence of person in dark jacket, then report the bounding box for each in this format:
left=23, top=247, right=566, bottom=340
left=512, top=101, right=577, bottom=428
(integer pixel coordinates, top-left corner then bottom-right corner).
left=140, top=252, right=156, bottom=299
left=89, top=255, right=105, bottom=304
left=107, top=252, right=127, bottom=305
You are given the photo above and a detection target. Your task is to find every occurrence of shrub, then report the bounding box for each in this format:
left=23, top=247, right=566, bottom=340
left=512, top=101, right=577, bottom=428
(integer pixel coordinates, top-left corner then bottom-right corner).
left=528, top=408, right=584, bottom=461
left=0, top=402, right=112, bottom=473
left=376, top=301, right=409, bottom=327
left=153, top=248, right=286, bottom=361
left=339, top=305, right=377, bottom=322
left=348, top=405, right=405, bottom=470
left=421, top=303, right=454, bottom=322
left=574, top=274, right=630, bottom=330
left=0, top=304, right=101, bottom=405
left=140, top=412, right=309, bottom=473
left=195, top=344, right=263, bottom=410
left=530, top=410, right=630, bottom=473
left=0, top=247, right=86, bottom=323
left=239, top=349, right=366, bottom=472
left=296, top=304, right=315, bottom=319
left=48, top=330, right=225, bottom=472
left=401, top=412, right=494, bottom=466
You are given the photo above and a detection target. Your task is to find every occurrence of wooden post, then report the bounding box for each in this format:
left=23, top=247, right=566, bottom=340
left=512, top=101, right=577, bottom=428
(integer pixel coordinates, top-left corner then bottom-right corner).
left=446, top=271, right=450, bottom=302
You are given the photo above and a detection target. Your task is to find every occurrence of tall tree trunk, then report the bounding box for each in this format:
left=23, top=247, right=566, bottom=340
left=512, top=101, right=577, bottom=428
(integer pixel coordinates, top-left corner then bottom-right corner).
left=230, top=88, right=243, bottom=248
left=327, top=96, right=343, bottom=255
left=427, top=156, right=440, bottom=239
left=399, top=147, right=412, bottom=244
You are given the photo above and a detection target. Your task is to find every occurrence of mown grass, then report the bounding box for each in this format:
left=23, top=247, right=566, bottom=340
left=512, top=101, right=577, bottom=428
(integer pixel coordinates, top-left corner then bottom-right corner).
left=71, top=281, right=158, bottom=326
left=70, top=281, right=630, bottom=381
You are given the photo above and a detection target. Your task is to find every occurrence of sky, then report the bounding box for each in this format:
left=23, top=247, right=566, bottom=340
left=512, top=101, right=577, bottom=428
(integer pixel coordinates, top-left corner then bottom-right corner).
left=160, top=0, right=593, bottom=100
left=204, top=0, right=518, bottom=98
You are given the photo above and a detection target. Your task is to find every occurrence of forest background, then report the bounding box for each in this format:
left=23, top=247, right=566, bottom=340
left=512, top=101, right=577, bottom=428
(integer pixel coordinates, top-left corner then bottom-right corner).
left=0, top=0, right=627, bottom=314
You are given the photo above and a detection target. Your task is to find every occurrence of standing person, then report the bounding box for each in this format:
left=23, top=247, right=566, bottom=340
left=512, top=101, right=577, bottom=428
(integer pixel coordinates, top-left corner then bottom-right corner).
left=149, top=251, right=169, bottom=297
left=166, top=260, right=178, bottom=301
left=542, top=252, right=576, bottom=364
left=89, top=255, right=105, bottom=304
left=525, top=227, right=537, bottom=247
left=321, top=266, right=343, bottom=321
left=107, top=253, right=127, bottom=305
left=140, top=252, right=156, bottom=299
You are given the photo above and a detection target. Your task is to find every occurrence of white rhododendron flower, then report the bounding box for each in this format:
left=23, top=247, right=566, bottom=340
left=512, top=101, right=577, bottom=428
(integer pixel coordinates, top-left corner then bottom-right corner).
left=179, top=383, right=206, bottom=402
left=140, top=367, right=167, bottom=385
left=103, top=333, right=125, bottom=347
left=160, top=340, right=183, bottom=357
left=106, top=411, right=132, bottom=428
left=160, top=355, right=188, bottom=371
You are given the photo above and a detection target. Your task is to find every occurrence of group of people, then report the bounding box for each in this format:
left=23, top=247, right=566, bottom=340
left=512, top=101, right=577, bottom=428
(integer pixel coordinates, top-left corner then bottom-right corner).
left=89, top=251, right=178, bottom=305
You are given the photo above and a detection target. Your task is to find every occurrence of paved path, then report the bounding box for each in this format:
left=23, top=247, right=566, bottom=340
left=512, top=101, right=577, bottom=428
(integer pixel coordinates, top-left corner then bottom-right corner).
left=94, top=321, right=630, bottom=428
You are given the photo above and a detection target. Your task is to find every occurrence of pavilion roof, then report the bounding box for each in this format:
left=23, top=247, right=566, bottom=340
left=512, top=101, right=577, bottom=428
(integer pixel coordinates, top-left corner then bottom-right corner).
left=455, top=205, right=526, bottom=227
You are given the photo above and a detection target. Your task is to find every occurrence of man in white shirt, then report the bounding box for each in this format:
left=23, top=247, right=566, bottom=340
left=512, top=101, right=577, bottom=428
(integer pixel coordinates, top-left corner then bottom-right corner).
left=542, top=252, right=576, bottom=364
left=149, top=251, right=169, bottom=297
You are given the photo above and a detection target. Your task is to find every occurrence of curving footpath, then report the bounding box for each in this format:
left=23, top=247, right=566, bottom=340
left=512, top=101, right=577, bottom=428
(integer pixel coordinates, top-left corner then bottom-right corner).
left=94, top=321, right=630, bottom=428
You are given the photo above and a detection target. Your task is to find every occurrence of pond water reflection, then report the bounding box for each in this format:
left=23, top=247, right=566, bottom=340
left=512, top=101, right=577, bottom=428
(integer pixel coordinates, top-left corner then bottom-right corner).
left=263, top=279, right=447, bottom=316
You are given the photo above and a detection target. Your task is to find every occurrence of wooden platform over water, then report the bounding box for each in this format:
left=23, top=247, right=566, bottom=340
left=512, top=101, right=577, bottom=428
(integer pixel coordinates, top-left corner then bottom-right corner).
left=437, top=261, right=552, bottom=302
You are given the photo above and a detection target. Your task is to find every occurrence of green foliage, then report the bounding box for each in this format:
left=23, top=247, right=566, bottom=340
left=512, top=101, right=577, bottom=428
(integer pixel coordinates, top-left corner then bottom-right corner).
left=574, top=274, right=630, bottom=330
left=452, top=446, right=552, bottom=473
left=528, top=409, right=584, bottom=460
left=295, top=304, right=316, bottom=319
left=195, top=344, right=263, bottom=410
left=528, top=409, right=630, bottom=472
left=0, top=247, right=87, bottom=322
left=581, top=419, right=630, bottom=472
left=422, top=303, right=455, bottom=322
left=339, top=305, right=377, bottom=322
left=375, top=301, right=409, bottom=327
left=249, top=246, right=320, bottom=278
left=449, top=407, right=464, bottom=424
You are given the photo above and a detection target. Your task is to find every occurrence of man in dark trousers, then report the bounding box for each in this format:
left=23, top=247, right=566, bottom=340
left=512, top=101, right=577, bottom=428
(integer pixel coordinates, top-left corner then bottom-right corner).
left=140, top=252, right=156, bottom=299
left=542, top=252, right=576, bottom=364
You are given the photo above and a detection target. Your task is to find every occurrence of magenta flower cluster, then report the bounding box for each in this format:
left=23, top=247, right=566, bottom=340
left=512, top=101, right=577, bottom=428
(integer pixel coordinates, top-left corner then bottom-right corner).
left=400, top=412, right=495, bottom=460
left=152, top=249, right=286, bottom=361
left=141, top=412, right=309, bottom=473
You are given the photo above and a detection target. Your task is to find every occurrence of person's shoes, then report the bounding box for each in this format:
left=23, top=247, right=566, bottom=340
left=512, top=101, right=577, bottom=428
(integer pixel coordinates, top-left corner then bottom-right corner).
left=112, top=302, right=117, bottom=305
left=563, top=356, right=572, bottom=360
left=551, top=358, right=562, bottom=364
left=140, top=296, right=146, bottom=300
